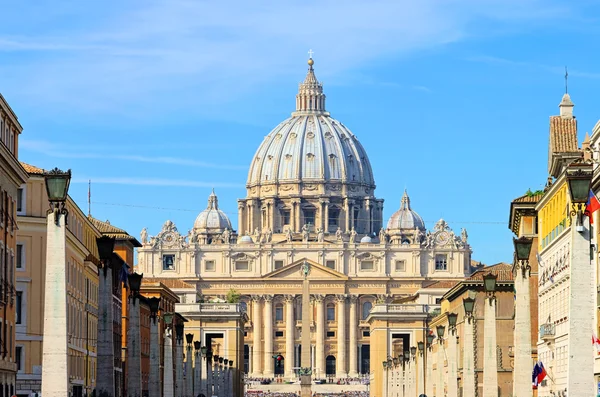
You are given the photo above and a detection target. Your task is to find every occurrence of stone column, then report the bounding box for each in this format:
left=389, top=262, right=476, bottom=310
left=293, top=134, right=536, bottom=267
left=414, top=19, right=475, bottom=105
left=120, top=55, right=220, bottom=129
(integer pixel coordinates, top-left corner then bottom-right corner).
left=238, top=202, right=245, bottom=238
left=291, top=201, right=296, bottom=233
left=193, top=350, right=202, bottom=397
left=175, top=336, right=184, bottom=397
left=163, top=330, right=174, bottom=397
left=348, top=295, right=358, bottom=377
left=97, top=264, right=115, bottom=397
left=447, top=330, right=458, bottom=397
left=205, top=356, right=213, bottom=397
left=128, top=296, right=142, bottom=397
left=336, top=295, right=347, bottom=378
left=344, top=199, right=350, bottom=232
left=213, top=359, right=220, bottom=397
left=417, top=351, right=425, bottom=397
left=185, top=342, right=193, bottom=397
left=568, top=214, right=595, bottom=395
left=437, top=339, right=444, bottom=397
left=251, top=295, right=262, bottom=376
left=349, top=203, right=355, bottom=231
left=324, top=201, right=329, bottom=233
left=426, top=346, right=433, bottom=397
left=149, top=317, right=161, bottom=397
left=284, top=295, right=295, bottom=378
left=41, top=212, right=69, bottom=397
left=463, top=316, right=475, bottom=397
left=483, top=296, right=498, bottom=397
left=295, top=201, right=302, bottom=233
left=263, top=295, right=274, bottom=378
left=315, top=295, right=325, bottom=378
left=513, top=261, right=532, bottom=397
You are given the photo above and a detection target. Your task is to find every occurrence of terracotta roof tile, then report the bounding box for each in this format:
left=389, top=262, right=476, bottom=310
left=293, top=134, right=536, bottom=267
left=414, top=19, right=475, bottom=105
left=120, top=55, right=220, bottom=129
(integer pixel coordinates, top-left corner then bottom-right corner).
left=549, top=116, right=578, bottom=153
left=467, top=262, right=513, bottom=282
left=143, top=278, right=194, bottom=289
left=20, top=162, right=44, bottom=175
left=512, top=192, right=544, bottom=203
left=88, top=216, right=142, bottom=247
left=423, top=280, right=460, bottom=289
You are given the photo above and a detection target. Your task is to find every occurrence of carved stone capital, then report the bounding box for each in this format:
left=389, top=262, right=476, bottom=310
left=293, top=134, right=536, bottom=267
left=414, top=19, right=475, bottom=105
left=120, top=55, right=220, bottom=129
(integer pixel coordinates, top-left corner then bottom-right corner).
left=284, top=294, right=296, bottom=304
left=312, top=294, right=325, bottom=303
left=335, top=294, right=347, bottom=304
left=348, top=294, right=359, bottom=304
left=263, top=294, right=274, bottom=303
left=251, top=295, right=263, bottom=302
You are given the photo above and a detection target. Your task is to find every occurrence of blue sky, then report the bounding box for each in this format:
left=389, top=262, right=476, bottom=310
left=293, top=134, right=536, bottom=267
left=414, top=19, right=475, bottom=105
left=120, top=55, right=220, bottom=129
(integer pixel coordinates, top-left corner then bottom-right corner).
left=2, top=0, right=599, bottom=265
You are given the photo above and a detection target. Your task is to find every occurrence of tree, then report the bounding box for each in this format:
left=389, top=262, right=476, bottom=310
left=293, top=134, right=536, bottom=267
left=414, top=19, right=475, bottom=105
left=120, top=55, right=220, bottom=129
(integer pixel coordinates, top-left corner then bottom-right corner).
left=226, top=288, right=241, bottom=303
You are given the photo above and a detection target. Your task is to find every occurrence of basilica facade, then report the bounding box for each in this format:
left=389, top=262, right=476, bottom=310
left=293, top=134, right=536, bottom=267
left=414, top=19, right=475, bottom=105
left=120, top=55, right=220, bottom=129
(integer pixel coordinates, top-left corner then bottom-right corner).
left=136, top=58, right=473, bottom=380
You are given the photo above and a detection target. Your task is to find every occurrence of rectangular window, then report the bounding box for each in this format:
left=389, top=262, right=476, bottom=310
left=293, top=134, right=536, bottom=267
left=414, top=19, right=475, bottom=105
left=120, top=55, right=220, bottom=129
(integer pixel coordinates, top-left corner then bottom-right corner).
left=328, top=209, right=340, bottom=228
left=16, top=346, right=21, bottom=371
left=327, top=306, right=335, bottom=321
left=435, top=254, right=447, bottom=271
left=435, top=298, right=442, bottom=305
left=16, top=292, right=22, bottom=324
left=360, top=260, right=374, bottom=271
left=235, top=261, right=249, bottom=271
left=303, top=209, right=316, bottom=226
left=162, top=255, right=175, bottom=270
left=282, top=210, right=291, bottom=226
left=275, top=306, right=283, bottom=321
left=362, top=331, right=370, bottom=337
left=326, top=260, right=336, bottom=270
left=16, top=188, right=23, bottom=213
left=275, top=331, right=284, bottom=338
left=274, top=260, right=284, bottom=270
left=16, top=244, right=23, bottom=269
left=326, top=331, right=335, bottom=338
left=395, top=260, right=405, bottom=272
left=205, top=260, right=215, bottom=272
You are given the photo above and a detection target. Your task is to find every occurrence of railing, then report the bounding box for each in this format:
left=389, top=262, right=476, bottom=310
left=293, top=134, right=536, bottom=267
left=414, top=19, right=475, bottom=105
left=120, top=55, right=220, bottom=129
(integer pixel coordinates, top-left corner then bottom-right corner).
left=540, top=323, right=556, bottom=341
left=370, top=304, right=429, bottom=314
left=176, top=302, right=246, bottom=313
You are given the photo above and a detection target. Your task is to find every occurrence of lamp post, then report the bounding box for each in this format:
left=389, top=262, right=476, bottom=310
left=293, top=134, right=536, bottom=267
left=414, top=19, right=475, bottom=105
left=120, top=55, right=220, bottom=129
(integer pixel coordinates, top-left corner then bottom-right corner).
left=218, top=356, right=225, bottom=397
left=382, top=361, right=390, bottom=397
left=201, top=346, right=213, bottom=397
left=462, top=297, right=476, bottom=397
left=565, top=160, right=595, bottom=395
left=228, top=360, right=235, bottom=397
left=223, top=359, right=229, bottom=397
left=402, top=353, right=409, bottom=397
left=417, top=341, right=425, bottom=396
left=426, top=333, right=434, bottom=397
left=513, top=236, right=533, bottom=397
left=185, top=333, right=194, bottom=397
left=127, top=272, right=144, bottom=397
left=446, top=313, right=458, bottom=397
left=410, top=346, right=417, bottom=397
left=175, top=322, right=185, bottom=397
left=482, top=273, right=498, bottom=397
left=96, top=235, right=116, bottom=397
left=436, top=326, right=445, bottom=397
left=148, top=297, right=161, bottom=397
left=193, top=341, right=202, bottom=397
left=41, top=168, right=71, bottom=397
left=163, top=313, right=175, bottom=397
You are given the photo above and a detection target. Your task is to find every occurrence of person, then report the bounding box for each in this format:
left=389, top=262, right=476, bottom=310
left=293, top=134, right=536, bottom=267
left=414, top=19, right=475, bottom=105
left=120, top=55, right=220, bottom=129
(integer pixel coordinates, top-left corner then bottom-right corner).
left=317, top=228, right=324, bottom=242
left=349, top=227, right=357, bottom=243
left=335, top=227, right=343, bottom=241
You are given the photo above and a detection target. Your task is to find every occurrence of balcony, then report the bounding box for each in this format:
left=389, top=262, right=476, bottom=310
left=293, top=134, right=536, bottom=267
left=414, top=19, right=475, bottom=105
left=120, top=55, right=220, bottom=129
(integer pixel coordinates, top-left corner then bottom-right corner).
left=540, top=323, right=555, bottom=342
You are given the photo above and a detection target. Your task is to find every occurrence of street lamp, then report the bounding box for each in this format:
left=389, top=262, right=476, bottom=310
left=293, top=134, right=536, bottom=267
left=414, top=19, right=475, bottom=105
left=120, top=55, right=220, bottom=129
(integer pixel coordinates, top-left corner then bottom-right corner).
left=417, top=341, right=424, bottom=355
left=410, top=346, right=417, bottom=359
left=483, top=273, right=497, bottom=304
left=175, top=323, right=184, bottom=344
left=447, top=312, right=458, bottom=330
left=566, top=160, right=593, bottom=231
left=462, top=294, right=476, bottom=397
left=186, top=333, right=194, bottom=346
left=43, top=168, right=71, bottom=225
left=163, top=312, right=174, bottom=327
left=148, top=297, right=161, bottom=319
left=436, top=325, right=445, bottom=339
left=426, top=333, right=435, bottom=348
left=463, top=297, right=475, bottom=320
left=513, top=236, right=533, bottom=262
left=194, top=341, right=201, bottom=351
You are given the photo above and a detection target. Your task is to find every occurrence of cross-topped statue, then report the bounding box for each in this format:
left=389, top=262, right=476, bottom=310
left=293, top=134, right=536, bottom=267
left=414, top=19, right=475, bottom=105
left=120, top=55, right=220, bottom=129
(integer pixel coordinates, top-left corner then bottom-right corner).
left=308, top=49, right=314, bottom=59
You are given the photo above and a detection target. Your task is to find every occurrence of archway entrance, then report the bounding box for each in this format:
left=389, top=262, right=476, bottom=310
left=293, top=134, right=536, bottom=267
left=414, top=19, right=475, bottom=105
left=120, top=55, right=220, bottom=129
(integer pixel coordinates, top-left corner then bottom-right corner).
left=325, top=355, right=336, bottom=376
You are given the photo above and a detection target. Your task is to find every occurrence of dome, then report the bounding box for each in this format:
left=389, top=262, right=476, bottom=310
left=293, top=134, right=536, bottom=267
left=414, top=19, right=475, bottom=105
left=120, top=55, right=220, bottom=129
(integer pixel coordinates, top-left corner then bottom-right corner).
left=387, top=190, right=425, bottom=230
left=360, top=235, right=373, bottom=244
left=193, top=190, right=232, bottom=232
left=246, top=58, right=375, bottom=195
left=238, top=235, right=254, bottom=244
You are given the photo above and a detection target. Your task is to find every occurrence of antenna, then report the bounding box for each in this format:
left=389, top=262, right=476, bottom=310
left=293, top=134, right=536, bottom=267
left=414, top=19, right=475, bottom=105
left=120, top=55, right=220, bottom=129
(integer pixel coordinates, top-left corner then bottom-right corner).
left=88, top=180, right=91, bottom=216
left=565, top=66, right=569, bottom=94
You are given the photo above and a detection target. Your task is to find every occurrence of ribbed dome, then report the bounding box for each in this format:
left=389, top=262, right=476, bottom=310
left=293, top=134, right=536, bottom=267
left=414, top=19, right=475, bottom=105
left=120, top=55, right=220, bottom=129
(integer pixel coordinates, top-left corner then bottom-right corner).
left=194, top=190, right=232, bottom=232
left=246, top=58, right=375, bottom=192
left=387, top=190, right=425, bottom=230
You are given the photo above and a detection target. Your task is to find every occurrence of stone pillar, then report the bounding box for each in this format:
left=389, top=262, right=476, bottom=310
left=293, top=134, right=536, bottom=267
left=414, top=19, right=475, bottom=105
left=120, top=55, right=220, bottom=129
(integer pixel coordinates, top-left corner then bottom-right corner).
left=213, top=360, right=220, bottom=397
left=295, top=201, right=302, bottom=233
left=349, top=203, right=355, bottom=231
left=447, top=330, right=458, bottom=397
left=251, top=295, right=262, bottom=376
left=97, top=264, right=115, bottom=397
left=205, top=356, right=213, bottom=397
left=568, top=215, right=595, bottom=395
left=193, top=350, right=202, bottom=397
left=263, top=295, right=274, bottom=378
left=175, top=337, right=184, bottom=397
left=324, top=201, right=329, bottom=233
left=315, top=295, right=325, bottom=378
left=291, top=201, right=296, bottom=233
left=128, top=297, right=142, bottom=397
left=417, top=351, right=425, bottom=396
left=463, top=316, right=475, bottom=397
left=483, top=297, right=498, bottom=397
left=185, top=343, right=193, bottom=397
left=513, top=262, right=532, bottom=397
left=426, top=346, right=433, bottom=397
left=238, top=202, right=245, bottom=238
left=344, top=199, right=350, bottom=232
left=437, top=339, right=444, bottom=397
left=284, top=295, right=295, bottom=378
left=149, top=318, right=161, bottom=397
left=163, top=330, right=174, bottom=397
left=336, top=295, right=347, bottom=378
left=223, top=365, right=229, bottom=397
left=41, top=212, right=69, bottom=397
left=348, top=295, right=358, bottom=377
left=229, top=367, right=234, bottom=397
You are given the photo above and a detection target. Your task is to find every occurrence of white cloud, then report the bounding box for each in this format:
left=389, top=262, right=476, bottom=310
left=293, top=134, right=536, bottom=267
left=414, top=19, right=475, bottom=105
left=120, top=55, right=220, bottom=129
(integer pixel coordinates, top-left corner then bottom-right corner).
left=0, top=0, right=573, bottom=114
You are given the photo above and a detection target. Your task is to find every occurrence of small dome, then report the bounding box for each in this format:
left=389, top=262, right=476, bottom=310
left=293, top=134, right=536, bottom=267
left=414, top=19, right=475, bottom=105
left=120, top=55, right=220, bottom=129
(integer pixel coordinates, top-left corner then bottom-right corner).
left=194, top=190, right=232, bottom=233
left=387, top=190, right=425, bottom=230
left=360, top=235, right=372, bottom=244
left=238, top=235, right=254, bottom=244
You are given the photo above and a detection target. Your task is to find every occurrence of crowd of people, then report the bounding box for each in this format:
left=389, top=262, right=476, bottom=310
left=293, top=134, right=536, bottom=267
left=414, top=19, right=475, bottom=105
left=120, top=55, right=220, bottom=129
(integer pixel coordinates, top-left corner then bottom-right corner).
left=313, top=393, right=369, bottom=397
left=245, top=392, right=299, bottom=397
left=244, top=393, right=369, bottom=397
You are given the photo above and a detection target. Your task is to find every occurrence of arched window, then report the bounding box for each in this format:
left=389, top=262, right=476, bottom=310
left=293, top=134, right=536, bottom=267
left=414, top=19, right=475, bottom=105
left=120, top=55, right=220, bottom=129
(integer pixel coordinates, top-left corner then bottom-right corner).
left=275, top=304, right=284, bottom=321
left=327, top=304, right=335, bottom=321
left=362, top=301, right=373, bottom=320
left=326, top=355, right=336, bottom=375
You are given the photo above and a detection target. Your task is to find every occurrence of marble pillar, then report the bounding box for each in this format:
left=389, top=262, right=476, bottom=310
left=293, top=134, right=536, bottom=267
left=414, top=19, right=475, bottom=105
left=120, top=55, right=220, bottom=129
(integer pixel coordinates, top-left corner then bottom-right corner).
left=437, top=340, right=444, bottom=397
left=425, top=347, right=433, bottom=397
left=513, top=261, right=533, bottom=397
left=567, top=215, right=595, bottom=395
left=463, top=317, right=476, bottom=397
left=336, top=295, right=347, bottom=378
left=447, top=331, right=458, bottom=397
left=127, top=297, right=142, bottom=397
left=348, top=296, right=358, bottom=377
left=251, top=296, right=262, bottom=376
left=194, top=351, right=202, bottom=397
left=41, top=212, right=69, bottom=397
left=149, top=318, right=161, bottom=397
left=175, top=338, right=184, bottom=397
left=417, top=352, right=425, bottom=396
left=163, top=330, right=174, bottom=397
left=185, top=344, right=193, bottom=397
left=263, top=295, right=274, bottom=378
left=97, top=264, right=115, bottom=397
left=483, top=297, right=498, bottom=397
left=284, top=295, right=295, bottom=378
left=315, top=295, right=325, bottom=378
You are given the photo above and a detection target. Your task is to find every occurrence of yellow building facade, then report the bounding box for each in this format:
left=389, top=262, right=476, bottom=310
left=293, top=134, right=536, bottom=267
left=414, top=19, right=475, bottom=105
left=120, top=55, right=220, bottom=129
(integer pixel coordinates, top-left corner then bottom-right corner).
left=15, top=163, right=101, bottom=397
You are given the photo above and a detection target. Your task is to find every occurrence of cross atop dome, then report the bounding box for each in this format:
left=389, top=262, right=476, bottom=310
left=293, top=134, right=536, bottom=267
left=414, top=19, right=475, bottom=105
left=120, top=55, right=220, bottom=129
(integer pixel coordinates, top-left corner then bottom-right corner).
left=294, top=52, right=327, bottom=116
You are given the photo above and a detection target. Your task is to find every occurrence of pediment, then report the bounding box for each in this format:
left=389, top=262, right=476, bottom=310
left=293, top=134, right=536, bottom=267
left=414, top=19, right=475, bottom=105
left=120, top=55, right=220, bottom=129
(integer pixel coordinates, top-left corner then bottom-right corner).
left=264, top=259, right=348, bottom=280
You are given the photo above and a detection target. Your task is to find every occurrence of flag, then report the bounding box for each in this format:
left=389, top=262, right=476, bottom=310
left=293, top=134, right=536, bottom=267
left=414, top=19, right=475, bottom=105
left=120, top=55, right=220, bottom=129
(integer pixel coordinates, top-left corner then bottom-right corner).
left=532, top=361, right=547, bottom=389
left=119, top=263, right=129, bottom=289
left=584, top=190, right=600, bottom=224
left=536, top=252, right=544, bottom=268
left=593, top=333, right=600, bottom=355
